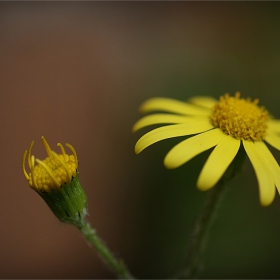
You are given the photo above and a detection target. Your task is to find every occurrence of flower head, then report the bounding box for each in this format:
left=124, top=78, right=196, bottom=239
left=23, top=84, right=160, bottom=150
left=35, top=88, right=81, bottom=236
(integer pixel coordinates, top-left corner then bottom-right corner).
left=22, top=136, right=78, bottom=192
left=133, top=92, right=280, bottom=206
left=22, top=137, right=87, bottom=225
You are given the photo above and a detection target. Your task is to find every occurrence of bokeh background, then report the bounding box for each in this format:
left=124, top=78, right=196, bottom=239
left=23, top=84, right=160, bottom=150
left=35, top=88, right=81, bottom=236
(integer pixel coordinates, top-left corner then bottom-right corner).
left=1, top=2, right=280, bottom=278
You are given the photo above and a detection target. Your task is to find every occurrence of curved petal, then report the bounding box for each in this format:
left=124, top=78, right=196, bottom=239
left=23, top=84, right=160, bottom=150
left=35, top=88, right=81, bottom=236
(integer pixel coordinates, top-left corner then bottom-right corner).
left=164, top=128, right=226, bottom=169
left=188, top=96, right=217, bottom=109
left=135, top=120, right=214, bottom=154
left=197, top=136, right=240, bottom=191
left=265, top=131, right=280, bottom=151
left=139, top=97, right=211, bottom=116
left=132, top=114, right=208, bottom=132
left=243, top=140, right=275, bottom=206
left=255, top=141, right=280, bottom=194
left=268, top=119, right=280, bottom=133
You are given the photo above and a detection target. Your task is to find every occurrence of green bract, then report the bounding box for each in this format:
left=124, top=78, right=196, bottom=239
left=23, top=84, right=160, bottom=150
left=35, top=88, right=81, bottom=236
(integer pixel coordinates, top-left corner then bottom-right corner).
left=37, top=171, right=87, bottom=226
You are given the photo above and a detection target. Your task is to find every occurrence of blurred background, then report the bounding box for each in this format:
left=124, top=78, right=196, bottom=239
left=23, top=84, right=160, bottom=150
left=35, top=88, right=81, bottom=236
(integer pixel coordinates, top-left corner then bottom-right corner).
left=1, top=2, right=280, bottom=278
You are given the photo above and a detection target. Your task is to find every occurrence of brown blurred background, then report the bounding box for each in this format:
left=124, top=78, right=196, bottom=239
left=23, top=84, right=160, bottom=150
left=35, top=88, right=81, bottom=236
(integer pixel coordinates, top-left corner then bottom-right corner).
left=1, top=2, right=280, bottom=278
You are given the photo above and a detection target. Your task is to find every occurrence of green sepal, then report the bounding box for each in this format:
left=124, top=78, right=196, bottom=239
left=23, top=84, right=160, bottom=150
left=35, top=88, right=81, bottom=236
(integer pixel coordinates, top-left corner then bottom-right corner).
left=37, top=171, right=87, bottom=226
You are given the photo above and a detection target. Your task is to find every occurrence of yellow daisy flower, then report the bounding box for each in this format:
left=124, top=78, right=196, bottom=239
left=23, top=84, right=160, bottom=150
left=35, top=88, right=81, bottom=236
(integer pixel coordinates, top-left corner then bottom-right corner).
left=133, top=92, right=280, bottom=206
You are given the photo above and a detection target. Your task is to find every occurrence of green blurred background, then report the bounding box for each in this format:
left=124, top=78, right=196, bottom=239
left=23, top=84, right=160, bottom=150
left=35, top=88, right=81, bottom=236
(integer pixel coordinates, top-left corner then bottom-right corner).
left=1, top=2, right=280, bottom=278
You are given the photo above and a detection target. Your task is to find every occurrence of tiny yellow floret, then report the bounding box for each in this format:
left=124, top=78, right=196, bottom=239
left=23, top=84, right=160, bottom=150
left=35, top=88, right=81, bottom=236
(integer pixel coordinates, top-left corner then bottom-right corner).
left=211, top=92, right=269, bottom=141
left=22, top=136, right=78, bottom=192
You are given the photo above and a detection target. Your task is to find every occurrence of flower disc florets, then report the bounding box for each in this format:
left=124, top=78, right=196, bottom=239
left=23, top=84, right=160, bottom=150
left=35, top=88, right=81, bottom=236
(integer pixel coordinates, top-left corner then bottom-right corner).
left=22, top=136, right=78, bottom=192
left=211, top=92, right=269, bottom=141
left=22, top=137, right=88, bottom=225
left=30, top=154, right=77, bottom=190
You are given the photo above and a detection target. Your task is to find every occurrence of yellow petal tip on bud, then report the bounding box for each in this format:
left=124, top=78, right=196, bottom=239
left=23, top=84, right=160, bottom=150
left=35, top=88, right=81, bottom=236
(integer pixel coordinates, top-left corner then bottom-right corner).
left=22, top=137, right=87, bottom=225
left=22, top=137, right=78, bottom=191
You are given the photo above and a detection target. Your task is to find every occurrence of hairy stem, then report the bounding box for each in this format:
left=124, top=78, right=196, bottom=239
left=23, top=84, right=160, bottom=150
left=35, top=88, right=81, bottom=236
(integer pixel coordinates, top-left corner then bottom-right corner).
left=77, top=220, right=134, bottom=279
left=177, top=145, right=246, bottom=279
left=181, top=179, right=227, bottom=278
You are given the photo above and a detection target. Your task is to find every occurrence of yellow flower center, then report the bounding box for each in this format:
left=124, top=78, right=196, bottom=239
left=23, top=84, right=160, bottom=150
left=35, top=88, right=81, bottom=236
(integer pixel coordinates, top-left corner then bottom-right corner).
left=22, top=137, right=78, bottom=192
left=211, top=92, right=269, bottom=141
left=30, top=154, right=77, bottom=191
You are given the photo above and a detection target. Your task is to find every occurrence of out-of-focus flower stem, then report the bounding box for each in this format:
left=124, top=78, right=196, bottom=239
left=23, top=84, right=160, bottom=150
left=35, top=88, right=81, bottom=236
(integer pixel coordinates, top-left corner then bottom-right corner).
left=77, top=220, right=134, bottom=279
left=181, top=179, right=227, bottom=278
left=178, top=146, right=247, bottom=279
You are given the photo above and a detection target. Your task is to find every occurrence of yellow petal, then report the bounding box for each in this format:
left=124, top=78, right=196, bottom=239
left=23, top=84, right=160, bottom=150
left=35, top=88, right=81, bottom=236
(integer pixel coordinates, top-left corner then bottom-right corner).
left=139, top=97, right=211, bottom=116
left=164, top=128, right=225, bottom=169
left=268, top=119, right=280, bottom=133
left=265, top=131, right=280, bottom=151
left=243, top=140, right=275, bottom=206
left=132, top=114, right=208, bottom=132
left=255, top=141, right=280, bottom=195
left=197, top=136, right=240, bottom=191
left=135, top=121, right=214, bottom=154
left=188, top=96, right=217, bottom=109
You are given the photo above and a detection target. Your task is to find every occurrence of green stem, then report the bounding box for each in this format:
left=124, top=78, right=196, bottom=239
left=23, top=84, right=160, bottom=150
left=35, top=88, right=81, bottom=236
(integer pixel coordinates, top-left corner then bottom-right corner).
left=177, top=145, right=247, bottom=279
left=180, top=178, right=228, bottom=279
left=76, top=220, right=134, bottom=279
